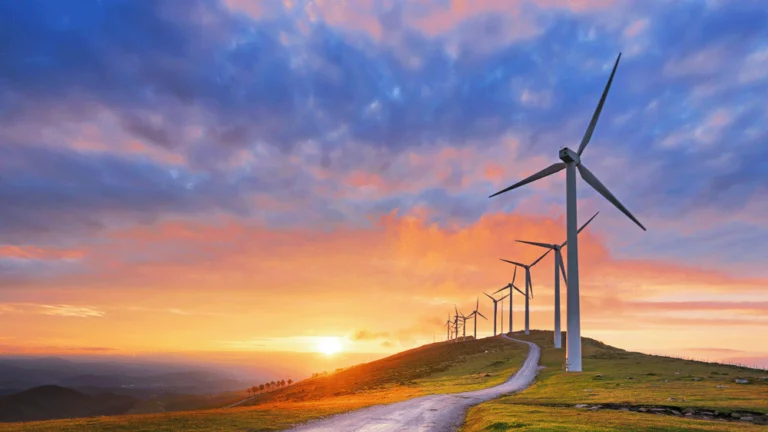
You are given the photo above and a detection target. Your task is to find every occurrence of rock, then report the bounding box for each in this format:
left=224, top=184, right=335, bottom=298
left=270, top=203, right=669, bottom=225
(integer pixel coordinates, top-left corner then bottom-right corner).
left=627, top=376, right=635, bottom=380
left=650, top=408, right=666, bottom=413
left=735, top=379, right=749, bottom=384
left=583, top=388, right=592, bottom=392
left=674, top=371, right=680, bottom=375
left=589, top=405, right=602, bottom=411
left=684, top=413, right=692, bottom=417
left=693, top=377, right=702, bottom=381
left=668, top=397, right=676, bottom=401
left=671, top=410, right=682, bottom=416
left=620, top=407, right=630, bottom=411
left=741, top=416, right=754, bottom=421
left=484, top=373, right=492, bottom=377
left=638, top=407, right=648, bottom=412
left=574, top=404, right=589, bottom=409
left=683, top=409, right=695, bottom=415
left=700, top=411, right=714, bottom=416
left=593, top=374, right=603, bottom=380
left=717, top=385, right=730, bottom=388
left=730, top=413, right=741, bottom=419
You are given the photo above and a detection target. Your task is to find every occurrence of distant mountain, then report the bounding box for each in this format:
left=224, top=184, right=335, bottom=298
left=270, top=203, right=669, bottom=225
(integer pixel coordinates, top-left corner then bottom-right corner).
left=0, top=357, right=248, bottom=397
left=0, top=385, right=139, bottom=422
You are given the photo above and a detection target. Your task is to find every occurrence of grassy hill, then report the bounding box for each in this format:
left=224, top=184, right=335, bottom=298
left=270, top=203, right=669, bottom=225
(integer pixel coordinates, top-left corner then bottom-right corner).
left=3, top=332, right=766, bottom=431
left=462, top=330, right=768, bottom=431
left=0, top=337, right=526, bottom=431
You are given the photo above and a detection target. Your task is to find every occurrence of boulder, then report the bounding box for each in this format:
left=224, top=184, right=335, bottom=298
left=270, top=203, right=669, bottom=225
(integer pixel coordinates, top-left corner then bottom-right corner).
left=574, top=404, right=589, bottom=409
left=735, top=379, right=749, bottom=384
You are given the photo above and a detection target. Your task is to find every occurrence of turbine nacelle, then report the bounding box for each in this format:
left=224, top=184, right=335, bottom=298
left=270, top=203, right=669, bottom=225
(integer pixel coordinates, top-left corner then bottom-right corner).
left=559, top=147, right=580, bottom=164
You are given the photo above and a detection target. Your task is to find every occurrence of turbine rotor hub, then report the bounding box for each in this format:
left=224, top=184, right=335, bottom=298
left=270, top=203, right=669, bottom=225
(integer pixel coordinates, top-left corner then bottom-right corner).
left=559, top=147, right=581, bottom=164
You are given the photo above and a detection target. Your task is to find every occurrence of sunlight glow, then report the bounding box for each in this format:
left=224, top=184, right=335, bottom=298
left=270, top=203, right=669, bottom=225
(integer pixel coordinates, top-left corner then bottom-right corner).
left=316, top=337, right=343, bottom=356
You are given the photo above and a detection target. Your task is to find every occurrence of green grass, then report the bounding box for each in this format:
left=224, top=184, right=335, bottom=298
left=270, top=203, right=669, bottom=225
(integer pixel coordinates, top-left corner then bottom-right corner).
left=463, top=404, right=765, bottom=431
left=0, top=336, right=526, bottom=431
left=462, top=330, right=768, bottom=432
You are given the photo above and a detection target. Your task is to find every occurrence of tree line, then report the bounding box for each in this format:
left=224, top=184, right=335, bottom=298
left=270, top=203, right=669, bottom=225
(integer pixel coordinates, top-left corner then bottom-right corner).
left=245, top=378, right=293, bottom=396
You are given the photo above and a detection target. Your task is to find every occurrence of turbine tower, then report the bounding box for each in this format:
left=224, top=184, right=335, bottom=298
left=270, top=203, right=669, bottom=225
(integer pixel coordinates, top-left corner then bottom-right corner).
left=444, top=315, right=452, bottom=341
left=515, top=211, right=598, bottom=348
left=499, top=249, right=549, bottom=335
left=489, top=53, right=646, bottom=371
left=483, top=292, right=508, bottom=336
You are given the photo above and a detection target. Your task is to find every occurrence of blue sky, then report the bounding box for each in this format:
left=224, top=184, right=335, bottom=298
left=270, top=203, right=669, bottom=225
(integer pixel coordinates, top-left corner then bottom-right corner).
left=0, top=0, right=766, bottom=362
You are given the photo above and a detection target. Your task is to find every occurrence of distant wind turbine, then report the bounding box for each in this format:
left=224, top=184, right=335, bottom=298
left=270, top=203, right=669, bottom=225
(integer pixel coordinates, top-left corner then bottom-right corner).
left=444, top=315, right=452, bottom=342
left=483, top=292, right=509, bottom=336
left=493, top=267, right=526, bottom=333
left=489, top=53, right=646, bottom=372
left=499, top=249, right=549, bottom=335
left=466, top=297, right=488, bottom=340
left=516, top=211, right=599, bottom=349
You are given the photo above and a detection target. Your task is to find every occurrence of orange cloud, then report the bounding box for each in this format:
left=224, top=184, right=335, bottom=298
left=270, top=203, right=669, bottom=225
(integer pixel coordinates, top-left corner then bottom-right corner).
left=1, top=210, right=765, bottom=358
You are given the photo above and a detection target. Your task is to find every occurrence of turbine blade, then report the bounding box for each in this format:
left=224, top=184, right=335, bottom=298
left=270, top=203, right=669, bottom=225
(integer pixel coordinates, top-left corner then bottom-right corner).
left=493, top=285, right=509, bottom=295
left=512, top=266, right=517, bottom=285
left=477, top=312, right=488, bottom=320
left=530, top=249, right=551, bottom=267
left=516, top=239, right=556, bottom=249
left=483, top=292, right=495, bottom=301
left=499, top=294, right=510, bottom=301
left=559, top=252, right=568, bottom=285
left=577, top=53, right=621, bottom=156
left=500, top=258, right=526, bottom=267
left=513, top=286, right=527, bottom=297
left=489, top=163, right=567, bottom=198
left=561, top=211, right=600, bottom=247
left=529, top=273, right=535, bottom=299
left=578, top=163, right=646, bottom=231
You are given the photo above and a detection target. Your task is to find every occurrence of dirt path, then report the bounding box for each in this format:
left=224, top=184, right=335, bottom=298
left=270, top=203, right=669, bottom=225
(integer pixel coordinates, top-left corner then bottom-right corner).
left=285, top=335, right=541, bottom=432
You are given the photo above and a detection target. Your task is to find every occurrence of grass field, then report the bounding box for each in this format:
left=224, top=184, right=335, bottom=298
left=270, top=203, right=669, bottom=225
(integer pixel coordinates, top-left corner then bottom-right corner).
left=462, top=330, right=768, bottom=431
left=0, top=337, right=526, bottom=431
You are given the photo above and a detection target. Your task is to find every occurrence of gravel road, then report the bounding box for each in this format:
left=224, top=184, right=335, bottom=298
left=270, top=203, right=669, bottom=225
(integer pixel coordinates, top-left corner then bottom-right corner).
left=285, top=335, right=541, bottom=432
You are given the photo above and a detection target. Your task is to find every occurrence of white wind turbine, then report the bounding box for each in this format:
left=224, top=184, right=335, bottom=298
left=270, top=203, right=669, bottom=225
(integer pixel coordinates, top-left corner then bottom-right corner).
left=498, top=249, right=550, bottom=335
left=515, top=211, right=599, bottom=349
left=489, top=53, right=646, bottom=372
left=466, top=297, right=488, bottom=340
left=444, top=315, right=452, bottom=341
left=483, top=292, right=509, bottom=336
left=493, top=267, right=527, bottom=334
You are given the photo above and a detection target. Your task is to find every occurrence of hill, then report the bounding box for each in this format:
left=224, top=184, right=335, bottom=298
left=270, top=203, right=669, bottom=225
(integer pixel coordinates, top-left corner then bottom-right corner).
left=2, top=333, right=766, bottom=431
left=0, top=385, right=139, bottom=422
left=0, top=337, right=527, bottom=431
left=463, top=330, right=768, bottom=431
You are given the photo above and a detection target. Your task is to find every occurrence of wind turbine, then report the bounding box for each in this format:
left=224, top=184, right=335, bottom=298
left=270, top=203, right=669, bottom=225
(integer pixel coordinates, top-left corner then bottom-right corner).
left=489, top=53, right=646, bottom=371
left=516, top=211, right=599, bottom=349
left=499, top=249, right=550, bottom=335
left=459, top=312, right=468, bottom=342
left=466, top=297, right=487, bottom=340
left=444, top=315, right=452, bottom=342
left=493, top=267, right=526, bottom=333
left=453, top=306, right=460, bottom=343
left=483, top=292, right=509, bottom=336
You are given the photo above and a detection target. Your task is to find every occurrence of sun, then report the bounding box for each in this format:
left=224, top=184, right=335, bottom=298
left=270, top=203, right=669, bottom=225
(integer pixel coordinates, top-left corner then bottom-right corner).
left=316, top=337, right=343, bottom=356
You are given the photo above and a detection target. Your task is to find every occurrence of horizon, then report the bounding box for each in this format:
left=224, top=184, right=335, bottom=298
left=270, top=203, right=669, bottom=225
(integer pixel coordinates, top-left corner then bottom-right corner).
left=1, top=0, right=767, bottom=379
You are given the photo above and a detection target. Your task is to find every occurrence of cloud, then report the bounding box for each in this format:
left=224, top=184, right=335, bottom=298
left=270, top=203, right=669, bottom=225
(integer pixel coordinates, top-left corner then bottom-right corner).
left=352, top=330, right=390, bottom=341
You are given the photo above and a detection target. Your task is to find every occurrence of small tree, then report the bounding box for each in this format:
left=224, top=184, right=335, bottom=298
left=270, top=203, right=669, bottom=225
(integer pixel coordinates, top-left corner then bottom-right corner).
left=251, top=385, right=258, bottom=395
left=259, top=384, right=265, bottom=392
left=288, top=379, right=293, bottom=385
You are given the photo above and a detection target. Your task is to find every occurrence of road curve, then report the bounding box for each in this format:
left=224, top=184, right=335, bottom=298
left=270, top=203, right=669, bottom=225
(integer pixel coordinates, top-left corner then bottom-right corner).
left=285, top=335, right=541, bottom=432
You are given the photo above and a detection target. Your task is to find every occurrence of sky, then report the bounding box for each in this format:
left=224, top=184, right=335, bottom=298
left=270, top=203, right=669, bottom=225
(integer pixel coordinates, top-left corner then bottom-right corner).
left=1, top=0, right=767, bottom=371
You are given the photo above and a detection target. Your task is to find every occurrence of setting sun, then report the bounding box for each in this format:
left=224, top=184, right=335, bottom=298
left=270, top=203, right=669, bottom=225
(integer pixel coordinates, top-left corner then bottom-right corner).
left=316, top=337, right=344, bottom=356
